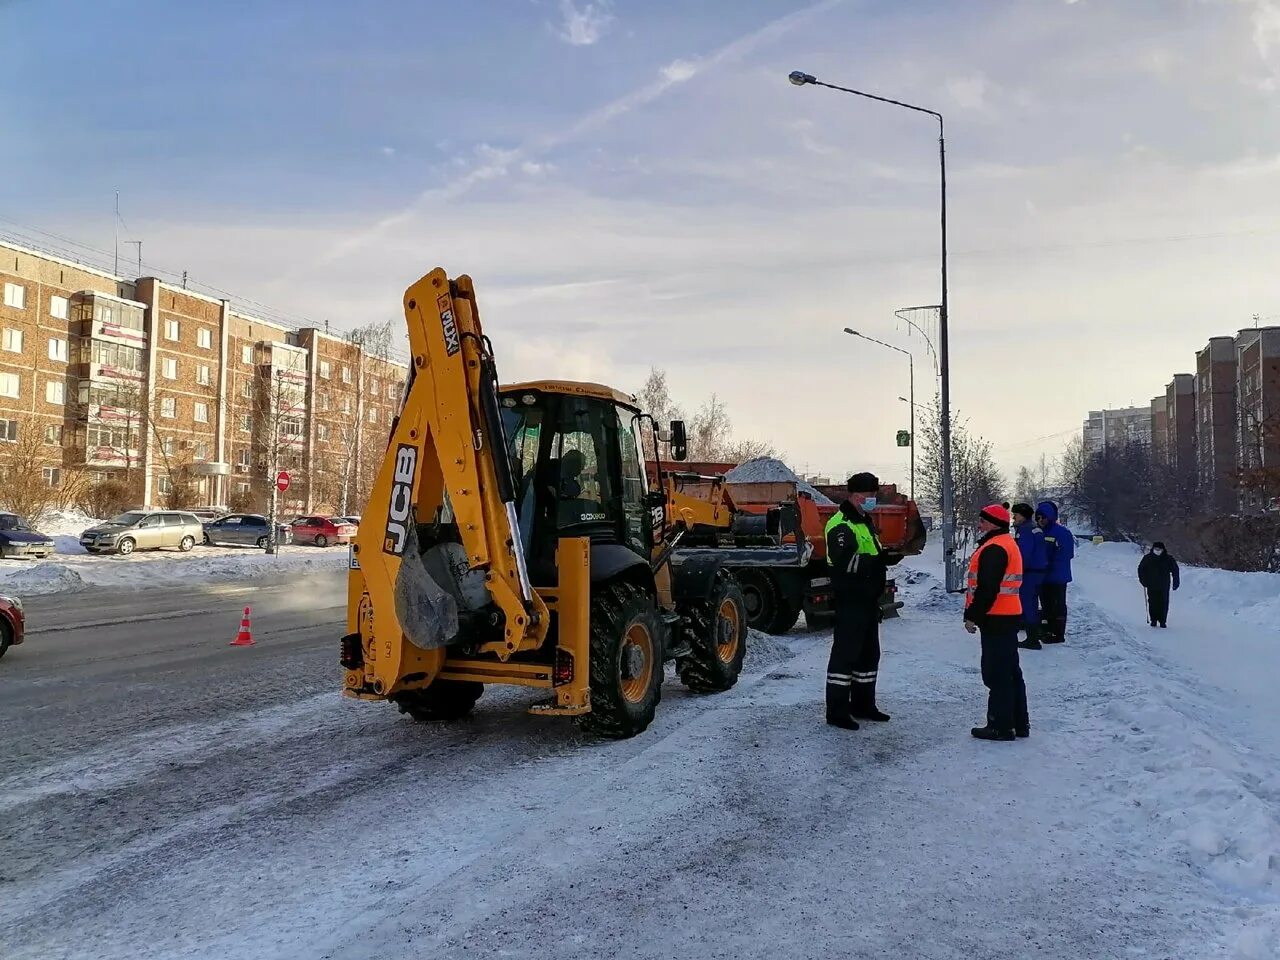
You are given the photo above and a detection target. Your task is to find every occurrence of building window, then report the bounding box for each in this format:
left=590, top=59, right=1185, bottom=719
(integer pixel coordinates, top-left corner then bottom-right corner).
left=320, top=393, right=330, bottom=412
left=44, top=424, right=63, bottom=444
left=241, top=343, right=253, bottom=364
left=161, top=437, right=175, bottom=456
left=342, top=397, right=351, bottom=414
left=162, top=357, right=178, bottom=379
left=369, top=378, right=379, bottom=396
left=342, top=365, right=352, bottom=383
left=42, top=467, right=61, bottom=488
left=164, top=319, right=180, bottom=341
left=368, top=406, right=378, bottom=424
left=197, top=327, right=213, bottom=349
left=48, top=338, right=68, bottom=362
left=195, top=441, right=209, bottom=460
left=389, top=382, right=400, bottom=399
left=237, top=448, right=251, bottom=469
left=242, top=379, right=254, bottom=398
left=161, top=396, right=176, bottom=418
left=318, top=423, right=329, bottom=441
left=158, top=476, right=173, bottom=495
left=319, top=360, right=331, bottom=379
left=240, top=413, right=252, bottom=432
left=46, top=380, right=65, bottom=404
left=236, top=481, right=250, bottom=494
left=50, top=295, right=69, bottom=320
left=3, top=283, right=25, bottom=309
left=197, top=364, right=211, bottom=386
left=194, top=401, right=209, bottom=423
left=0, top=372, right=19, bottom=398
left=0, top=418, right=17, bottom=441
left=2, top=328, right=22, bottom=352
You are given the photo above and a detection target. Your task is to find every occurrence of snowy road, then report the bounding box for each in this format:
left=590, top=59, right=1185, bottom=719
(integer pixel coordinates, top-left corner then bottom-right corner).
left=1, top=548, right=1277, bottom=959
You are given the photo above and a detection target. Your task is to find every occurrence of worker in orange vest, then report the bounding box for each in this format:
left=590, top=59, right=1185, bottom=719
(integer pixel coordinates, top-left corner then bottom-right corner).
left=963, top=504, right=1030, bottom=741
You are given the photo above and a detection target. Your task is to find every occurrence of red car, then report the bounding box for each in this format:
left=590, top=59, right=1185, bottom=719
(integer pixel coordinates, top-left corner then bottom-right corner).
left=0, top=594, right=25, bottom=659
left=291, top=516, right=358, bottom=547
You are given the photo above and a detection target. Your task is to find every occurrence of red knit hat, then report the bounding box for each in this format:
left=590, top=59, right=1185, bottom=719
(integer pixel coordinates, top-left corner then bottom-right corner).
left=979, top=504, right=1010, bottom=528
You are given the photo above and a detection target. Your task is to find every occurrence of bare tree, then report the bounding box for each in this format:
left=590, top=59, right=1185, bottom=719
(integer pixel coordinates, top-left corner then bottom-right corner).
left=0, top=423, right=64, bottom=525
left=636, top=367, right=686, bottom=460
left=917, top=397, right=1005, bottom=541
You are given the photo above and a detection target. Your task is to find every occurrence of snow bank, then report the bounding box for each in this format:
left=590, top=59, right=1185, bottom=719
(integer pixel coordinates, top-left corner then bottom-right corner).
left=725, top=457, right=835, bottom=505
left=0, top=545, right=349, bottom=597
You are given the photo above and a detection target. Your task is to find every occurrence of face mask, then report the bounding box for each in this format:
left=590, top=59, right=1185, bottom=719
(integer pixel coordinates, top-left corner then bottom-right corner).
left=1153, top=548, right=1164, bottom=556
left=860, top=497, right=878, bottom=511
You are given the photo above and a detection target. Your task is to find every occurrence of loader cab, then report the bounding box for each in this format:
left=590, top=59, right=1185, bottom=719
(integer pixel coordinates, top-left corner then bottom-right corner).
left=500, top=382, right=652, bottom=584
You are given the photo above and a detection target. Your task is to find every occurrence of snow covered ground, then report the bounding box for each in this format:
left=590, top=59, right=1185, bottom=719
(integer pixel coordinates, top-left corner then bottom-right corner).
left=2, top=539, right=1278, bottom=958
left=0, top=509, right=349, bottom=596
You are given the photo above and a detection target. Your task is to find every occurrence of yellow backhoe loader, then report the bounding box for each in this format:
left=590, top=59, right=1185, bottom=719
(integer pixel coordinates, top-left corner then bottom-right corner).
left=343, top=269, right=808, bottom=738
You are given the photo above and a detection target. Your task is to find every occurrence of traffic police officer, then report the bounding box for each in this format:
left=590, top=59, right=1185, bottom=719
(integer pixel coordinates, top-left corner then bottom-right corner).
left=824, top=472, right=896, bottom=730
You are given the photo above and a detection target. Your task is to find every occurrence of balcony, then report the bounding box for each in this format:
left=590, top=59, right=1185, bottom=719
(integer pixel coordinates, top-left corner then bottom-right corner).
left=83, top=446, right=142, bottom=468
left=71, top=293, right=148, bottom=349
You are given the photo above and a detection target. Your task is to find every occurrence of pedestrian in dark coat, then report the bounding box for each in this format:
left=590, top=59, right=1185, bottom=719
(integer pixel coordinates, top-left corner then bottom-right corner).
left=1034, top=500, right=1074, bottom=643
left=1137, top=541, right=1180, bottom=628
left=1011, top=503, right=1047, bottom=650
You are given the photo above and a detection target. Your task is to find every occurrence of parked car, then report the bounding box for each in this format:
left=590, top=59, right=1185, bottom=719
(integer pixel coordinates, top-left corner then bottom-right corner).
left=291, top=515, right=357, bottom=547
left=203, top=514, right=293, bottom=548
left=80, top=510, right=205, bottom=555
left=188, top=505, right=230, bottom=522
left=334, top=516, right=361, bottom=526
left=0, top=594, right=25, bottom=659
left=0, top=512, right=56, bottom=560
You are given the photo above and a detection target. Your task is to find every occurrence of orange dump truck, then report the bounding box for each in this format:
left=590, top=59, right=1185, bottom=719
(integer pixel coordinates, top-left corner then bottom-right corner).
left=648, top=463, right=927, bottom=634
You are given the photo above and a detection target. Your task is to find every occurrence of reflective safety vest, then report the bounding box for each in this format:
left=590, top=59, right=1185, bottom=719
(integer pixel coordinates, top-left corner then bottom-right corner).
left=824, top=510, right=881, bottom=568
left=965, top=533, right=1023, bottom=616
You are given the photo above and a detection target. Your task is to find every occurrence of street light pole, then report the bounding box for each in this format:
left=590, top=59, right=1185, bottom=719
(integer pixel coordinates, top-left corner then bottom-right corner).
left=843, top=328, right=914, bottom=499
left=792, top=70, right=957, bottom=590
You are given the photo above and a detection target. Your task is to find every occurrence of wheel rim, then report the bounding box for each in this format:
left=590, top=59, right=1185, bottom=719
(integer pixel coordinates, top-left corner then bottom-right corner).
left=316, top=535, right=327, bottom=547
left=257, top=537, right=267, bottom=549
left=741, top=585, right=763, bottom=618
left=619, top=622, right=654, bottom=703
left=715, top=598, right=741, bottom=663
left=182, top=537, right=193, bottom=550
left=120, top=540, right=134, bottom=555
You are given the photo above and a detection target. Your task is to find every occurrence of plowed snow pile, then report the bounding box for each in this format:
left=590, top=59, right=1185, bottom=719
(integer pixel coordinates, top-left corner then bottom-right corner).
left=724, top=457, right=835, bottom=505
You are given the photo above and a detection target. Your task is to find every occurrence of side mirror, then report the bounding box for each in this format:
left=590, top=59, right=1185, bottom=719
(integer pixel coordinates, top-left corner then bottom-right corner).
left=669, top=420, right=688, bottom=462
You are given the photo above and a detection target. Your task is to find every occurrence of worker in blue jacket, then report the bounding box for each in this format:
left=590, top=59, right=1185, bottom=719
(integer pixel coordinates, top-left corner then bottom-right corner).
left=1034, top=500, right=1074, bottom=644
left=1011, top=503, right=1048, bottom=650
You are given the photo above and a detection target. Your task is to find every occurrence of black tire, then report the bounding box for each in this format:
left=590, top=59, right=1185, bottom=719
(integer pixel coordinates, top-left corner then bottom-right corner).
left=734, top=568, right=801, bottom=635
left=255, top=536, right=268, bottom=549
left=315, top=534, right=328, bottom=548
left=179, top=535, right=195, bottom=552
left=678, top=570, right=748, bottom=693
left=117, top=538, right=136, bottom=556
left=392, top=680, right=484, bottom=721
left=0, top=621, right=10, bottom=660
left=202, top=533, right=212, bottom=546
left=578, top=582, right=664, bottom=739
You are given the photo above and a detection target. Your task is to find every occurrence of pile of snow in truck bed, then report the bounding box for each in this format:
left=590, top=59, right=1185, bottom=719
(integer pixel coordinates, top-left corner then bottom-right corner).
left=724, top=457, right=835, bottom=506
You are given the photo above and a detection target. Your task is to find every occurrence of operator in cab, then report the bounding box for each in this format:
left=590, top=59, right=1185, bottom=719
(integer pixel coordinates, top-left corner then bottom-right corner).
left=823, top=472, right=899, bottom=730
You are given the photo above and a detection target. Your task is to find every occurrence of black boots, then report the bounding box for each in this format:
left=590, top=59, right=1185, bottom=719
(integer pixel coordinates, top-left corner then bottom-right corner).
left=1018, top=626, right=1043, bottom=650
left=1015, top=725, right=1030, bottom=739
left=827, top=711, right=860, bottom=731
left=971, top=725, right=1016, bottom=741
left=857, top=707, right=891, bottom=722
left=825, top=683, right=859, bottom=730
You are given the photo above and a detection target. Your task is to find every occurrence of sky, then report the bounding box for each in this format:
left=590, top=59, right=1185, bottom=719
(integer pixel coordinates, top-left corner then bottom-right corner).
left=3, top=0, right=1280, bottom=487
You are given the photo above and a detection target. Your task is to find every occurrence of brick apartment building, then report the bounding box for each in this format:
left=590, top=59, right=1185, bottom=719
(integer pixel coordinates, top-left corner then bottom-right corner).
left=1235, top=326, right=1280, bottom=509
left=1162, top=373, right=1197, bottom=491
left=0, top=239, right=406, bottom=515
left=1082, top=406, right=1151, bottom=457
left=1195, top=337, right=1238, bottom=513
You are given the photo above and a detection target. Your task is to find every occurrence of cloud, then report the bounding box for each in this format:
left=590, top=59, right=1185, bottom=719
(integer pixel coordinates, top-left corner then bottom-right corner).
left=660, top=59, right=699, bottom=83
left=944, top=73, right=990, bottom=112
left=557, top=0, right=613, bottom=46
left=380, top=146, right=396, bottom=157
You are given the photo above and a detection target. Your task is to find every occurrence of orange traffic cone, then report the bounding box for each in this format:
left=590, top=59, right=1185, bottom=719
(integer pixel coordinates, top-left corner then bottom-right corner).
left=230, top=606, right=255, bottom=647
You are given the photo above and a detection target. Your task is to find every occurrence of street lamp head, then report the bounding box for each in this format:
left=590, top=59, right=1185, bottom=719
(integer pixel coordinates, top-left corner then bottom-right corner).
left=843, top=327, right=857, bottom=336
left=788, top=71, right=817, bottom=86
left=898, top=396, right=909, bottom=403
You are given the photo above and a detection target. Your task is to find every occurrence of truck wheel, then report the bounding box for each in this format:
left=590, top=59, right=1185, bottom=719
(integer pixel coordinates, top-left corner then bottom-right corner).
left=678, top=570, right=748, bottom=693
left=735, top=569, right=801, bottom=634
left=392, top=680, right=484, bottom=721
left=579, top=582, right=663, bottom=739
